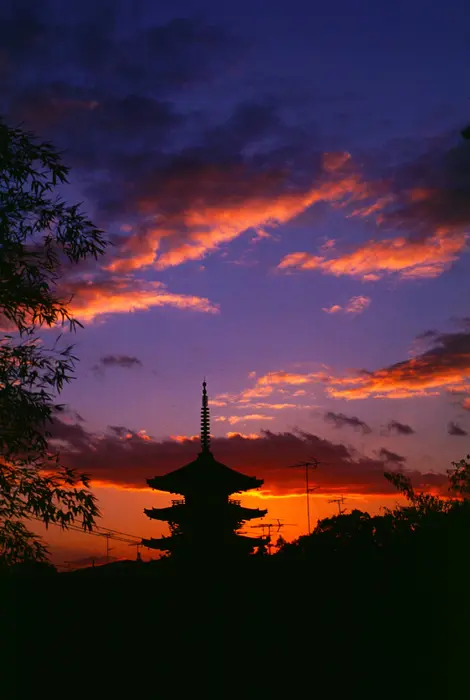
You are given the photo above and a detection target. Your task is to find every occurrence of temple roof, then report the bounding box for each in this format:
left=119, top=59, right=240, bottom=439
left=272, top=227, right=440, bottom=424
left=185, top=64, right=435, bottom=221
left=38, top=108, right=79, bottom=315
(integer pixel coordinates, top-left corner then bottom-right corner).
left=144, top=503, right=268, bottom=523
left=147, top=381, right=264, bottom=496
left=147, top=450, right=263, bottom=496
left=142, top=533, right=267, bottom=552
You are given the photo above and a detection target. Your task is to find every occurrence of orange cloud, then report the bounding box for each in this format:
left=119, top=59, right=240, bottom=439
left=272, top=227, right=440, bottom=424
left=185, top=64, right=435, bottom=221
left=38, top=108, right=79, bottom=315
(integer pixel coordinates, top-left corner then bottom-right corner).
left=66, top=275, right=219, bottom=322
left=326, top=329, right=470, bottom=401
left=279, top=228, right=467, bottom=280
left=170, top=435, right=199, bottom=443
left=154, top=179, right=366, bottom=269
left=215, top=414, right=274, bottom=425
left=106, top=157, right=372, bottom=272
left=322, top=304, right=343, bottom=314
left=257, top=370, right=326, bottom=386
left=345, top=296, right=371, bottom=314
left=323, top=296, right=371, bottom=315
left=239, top=402, right=298, bottom=410
left=226, top=432, right=261, bottom=440
left=238, top=328, right=470, bottom=406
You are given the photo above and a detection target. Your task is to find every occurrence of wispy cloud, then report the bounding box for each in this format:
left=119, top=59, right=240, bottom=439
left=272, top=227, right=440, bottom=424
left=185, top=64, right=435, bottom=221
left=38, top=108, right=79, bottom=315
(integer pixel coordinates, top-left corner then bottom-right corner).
left=66, top=275, right=219, bottom=322
left=279, top=229, right=466, bottom=281
left=378, top=447, right=406, bottom=464
left=215, top=414, right=274, bottom=425
left=324, top=411, right=372, bottom=434
left=278, top=131, right=470, bottom=282
left=98, top=355, right=143, bottom=369
left=325, top=328, right=470, bottom=401
left=386, top=420, right=415, bottom=435
left=323, top=296, right=371, bottom=315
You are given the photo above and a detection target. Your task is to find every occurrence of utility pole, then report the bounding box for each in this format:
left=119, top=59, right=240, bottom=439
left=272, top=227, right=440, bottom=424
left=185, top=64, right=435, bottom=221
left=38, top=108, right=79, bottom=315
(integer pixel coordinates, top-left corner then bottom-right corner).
left=105, top=533, right=113, bottom=564
left=286, top=458, right=322, bottom=535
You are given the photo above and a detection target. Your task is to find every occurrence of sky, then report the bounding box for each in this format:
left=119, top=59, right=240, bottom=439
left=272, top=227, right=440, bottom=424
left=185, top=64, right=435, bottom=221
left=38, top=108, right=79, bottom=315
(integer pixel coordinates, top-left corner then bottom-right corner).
left=2, top=0, right=470, bottom=565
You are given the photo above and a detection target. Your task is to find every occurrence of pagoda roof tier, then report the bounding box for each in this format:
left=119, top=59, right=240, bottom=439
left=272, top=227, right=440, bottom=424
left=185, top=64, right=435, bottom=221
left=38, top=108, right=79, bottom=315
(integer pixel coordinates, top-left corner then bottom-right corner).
left=141, top=533, right=267, bottom=552
left=147, top=450, right=263, bottom=497
left=144, top=503, right=268, bottom=523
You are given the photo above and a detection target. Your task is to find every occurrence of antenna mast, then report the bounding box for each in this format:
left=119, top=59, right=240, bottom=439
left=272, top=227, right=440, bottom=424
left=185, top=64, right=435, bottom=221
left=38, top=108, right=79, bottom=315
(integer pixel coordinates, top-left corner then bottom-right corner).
left=286, top=458, right=321, bottom=535
left=328, top=496, right=347, bottom=515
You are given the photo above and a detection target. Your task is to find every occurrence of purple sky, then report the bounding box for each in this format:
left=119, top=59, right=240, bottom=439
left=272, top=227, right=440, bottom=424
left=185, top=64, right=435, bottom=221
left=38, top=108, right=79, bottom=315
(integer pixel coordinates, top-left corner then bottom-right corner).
left=2, top=0, right=470, bottom=526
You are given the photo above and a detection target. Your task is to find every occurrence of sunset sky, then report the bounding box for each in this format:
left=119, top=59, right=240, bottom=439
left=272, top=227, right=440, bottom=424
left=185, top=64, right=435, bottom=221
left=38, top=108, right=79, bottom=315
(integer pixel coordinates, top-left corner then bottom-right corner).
left=2, top=0, right=470, bottom=565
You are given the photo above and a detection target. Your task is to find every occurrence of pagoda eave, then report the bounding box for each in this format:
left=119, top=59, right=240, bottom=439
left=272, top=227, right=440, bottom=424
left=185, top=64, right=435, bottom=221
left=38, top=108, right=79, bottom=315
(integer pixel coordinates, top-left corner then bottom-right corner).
left=144, top=506, right=183, bottom=522
left=142, top=536, right=179, bottom=551
left=236, top=506, right=268, bottom=521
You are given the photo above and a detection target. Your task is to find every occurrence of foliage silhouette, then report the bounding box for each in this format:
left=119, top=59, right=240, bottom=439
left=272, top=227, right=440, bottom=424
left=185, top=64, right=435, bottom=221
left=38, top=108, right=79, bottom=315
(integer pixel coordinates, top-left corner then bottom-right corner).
left=0, top=119, right=106, bottom=566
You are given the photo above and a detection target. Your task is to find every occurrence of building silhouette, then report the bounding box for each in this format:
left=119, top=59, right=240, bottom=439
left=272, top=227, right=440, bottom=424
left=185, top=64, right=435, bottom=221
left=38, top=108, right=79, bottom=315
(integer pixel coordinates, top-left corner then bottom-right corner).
left=142, top=381, right=268, bottom=558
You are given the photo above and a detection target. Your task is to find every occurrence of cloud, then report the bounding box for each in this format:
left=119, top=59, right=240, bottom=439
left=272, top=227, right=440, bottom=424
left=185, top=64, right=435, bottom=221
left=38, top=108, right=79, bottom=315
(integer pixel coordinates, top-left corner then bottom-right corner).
left=215, top=414, right=274, bottom=425
left=3, top=2, right=470, bottom=292
left=2, top=2, right=367, bottom=279
left=226, top=432, right=261, bottom=440
left=65, top=275, right=219, bottom=322
left=447, top=421, right=468, bottom=436
left=2, top=6, right=236, bottom=107
left=322, top=296, right=371, bottom=315
left=103, top=154, right=368, bottom=273
left=386, top=420, right=415, bottom=436
left=98, top=355, right=142, bottom=369
left=239, top=327, right=470, bottom=407
left=378, top=448, right=406, bottom=464
left=278, top=130, right=470, bottom=281
left=239, top=402, right=299, bottom=410
left=49, top=417, right=446, bottom=497
left=279, top=228, right=467, bottom=281
left=325, top=328, right=470, bottom=401
left=256, top=371, right=326, bottom=387
left=324, top=411, right=372, bottom=435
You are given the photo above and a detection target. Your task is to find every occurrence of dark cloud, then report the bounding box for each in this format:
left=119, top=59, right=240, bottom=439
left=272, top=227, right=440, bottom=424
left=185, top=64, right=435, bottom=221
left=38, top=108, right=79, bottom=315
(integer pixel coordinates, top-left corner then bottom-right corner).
left=386, top=420, right=415, bottom=436
left=48, top=418, right=445, bottom=496
left=99, top=355, right=142, bottom=369
left=447, top=421, right=468, bottom=437
left=377, top=129, right=470, bottom=242
left=0, top=1, right=240, bottom=189
left=378, top=448, right=406, bottom=464
left=324, top=411, right=372, bottom=435
left=108, top=425, right=132, bottom=437
left=0, top=0, right=325, bottom=277
left=1, top=2, right=235, bottom=97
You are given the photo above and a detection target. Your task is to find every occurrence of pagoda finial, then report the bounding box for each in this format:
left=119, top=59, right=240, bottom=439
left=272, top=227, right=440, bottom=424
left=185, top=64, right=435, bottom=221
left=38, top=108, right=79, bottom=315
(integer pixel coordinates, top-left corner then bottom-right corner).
left=200, top=379, right=211, bottom=453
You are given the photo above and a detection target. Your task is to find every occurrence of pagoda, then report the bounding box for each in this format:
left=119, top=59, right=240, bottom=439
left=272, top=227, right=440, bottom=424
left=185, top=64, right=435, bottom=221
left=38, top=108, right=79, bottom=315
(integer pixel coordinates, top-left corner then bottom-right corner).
left=142, top=381, right=268, bottom=558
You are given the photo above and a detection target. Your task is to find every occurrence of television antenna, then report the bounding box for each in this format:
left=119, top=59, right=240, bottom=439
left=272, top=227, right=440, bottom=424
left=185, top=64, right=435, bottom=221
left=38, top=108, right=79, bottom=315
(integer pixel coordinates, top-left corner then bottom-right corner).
left=286, top=457, right=324, bottom=534
left=249, top=519, right=296, bottom=554
left=128, top=542, right=143, bottom=561
left=328, top=496, right=347, bottom=515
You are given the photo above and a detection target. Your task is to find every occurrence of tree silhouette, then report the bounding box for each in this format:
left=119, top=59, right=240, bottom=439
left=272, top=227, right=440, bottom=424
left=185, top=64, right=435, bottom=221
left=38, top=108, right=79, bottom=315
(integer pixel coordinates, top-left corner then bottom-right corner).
left=0, top=119, right=106, bottom=566
left=447, top=454, right=470, bottom=498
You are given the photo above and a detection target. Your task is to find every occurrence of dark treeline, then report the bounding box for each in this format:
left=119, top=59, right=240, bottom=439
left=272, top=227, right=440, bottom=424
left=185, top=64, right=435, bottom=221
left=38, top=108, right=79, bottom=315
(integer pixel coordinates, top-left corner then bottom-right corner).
left=3, top=463, right=469, bottom=697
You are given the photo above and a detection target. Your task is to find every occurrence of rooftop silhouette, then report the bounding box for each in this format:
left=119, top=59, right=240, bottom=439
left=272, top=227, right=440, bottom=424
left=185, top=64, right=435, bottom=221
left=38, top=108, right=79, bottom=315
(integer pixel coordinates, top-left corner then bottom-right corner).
left=142, top=381, right=268, bottom=557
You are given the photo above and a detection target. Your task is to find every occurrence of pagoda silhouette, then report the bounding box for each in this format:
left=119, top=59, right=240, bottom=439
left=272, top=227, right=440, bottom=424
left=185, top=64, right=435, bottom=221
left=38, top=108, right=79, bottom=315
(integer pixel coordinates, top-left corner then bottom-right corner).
left=142, top=381, right=268, bottom=558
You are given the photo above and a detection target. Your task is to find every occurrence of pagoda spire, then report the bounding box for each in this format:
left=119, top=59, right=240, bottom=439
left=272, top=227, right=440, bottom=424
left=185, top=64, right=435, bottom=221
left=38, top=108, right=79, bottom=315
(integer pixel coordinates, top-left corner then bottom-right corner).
left=200, top=379, right=211, bottom=453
